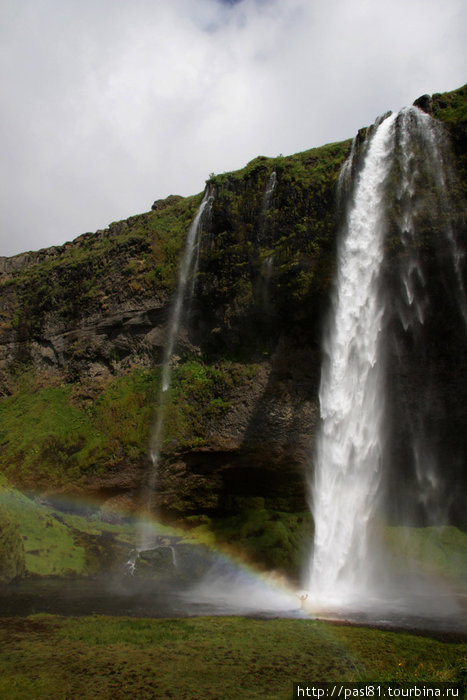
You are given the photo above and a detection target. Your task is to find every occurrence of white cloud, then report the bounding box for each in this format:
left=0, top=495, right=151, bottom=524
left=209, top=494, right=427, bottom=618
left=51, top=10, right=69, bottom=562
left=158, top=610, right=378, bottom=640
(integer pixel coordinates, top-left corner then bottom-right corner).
left=0, top=0, right=465, bottom=256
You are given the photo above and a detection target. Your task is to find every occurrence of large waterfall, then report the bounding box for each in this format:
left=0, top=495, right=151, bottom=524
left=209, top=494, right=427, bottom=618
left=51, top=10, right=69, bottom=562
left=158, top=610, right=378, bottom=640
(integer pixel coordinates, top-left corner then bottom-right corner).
left=306, top=113, right=397, bottom=605
left=306, top=104, right=466, bottom=609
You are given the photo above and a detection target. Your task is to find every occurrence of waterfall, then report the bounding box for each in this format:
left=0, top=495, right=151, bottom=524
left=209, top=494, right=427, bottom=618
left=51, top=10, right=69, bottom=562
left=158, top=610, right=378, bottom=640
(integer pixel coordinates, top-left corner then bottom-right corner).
left=395, top=107, right=467, bottom=331
left=335, top=137, right=356, bottom=210
left=306, top=102, right=467, bottom=607
left=258, top=171, right=277, bottom=312
left=124, top=549, right=139, bottom=576
left=259, top=170, right=277, bottom=241
left=263, top=170, right=277, bottom=208
left=306, top=113, right=397, bottom=605
left=157, top=188, right=213, bottom=398
left=140, top=188, right=213, bottom=546
left=388, top=107, right=467, bottom=526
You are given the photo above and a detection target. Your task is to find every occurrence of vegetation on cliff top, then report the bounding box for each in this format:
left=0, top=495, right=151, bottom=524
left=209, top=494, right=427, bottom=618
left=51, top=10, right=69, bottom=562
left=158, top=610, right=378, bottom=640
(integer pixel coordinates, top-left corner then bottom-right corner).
left=0, top=193, right=202, bottom=345
left=431, top=84, right=467, bottom=196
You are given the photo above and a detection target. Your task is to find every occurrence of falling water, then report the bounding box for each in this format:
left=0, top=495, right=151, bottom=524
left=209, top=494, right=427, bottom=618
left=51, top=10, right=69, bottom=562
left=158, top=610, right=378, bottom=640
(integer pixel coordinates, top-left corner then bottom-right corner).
left=394, top=109, right=428, bottom=331
left=335, top=137, right=356, bottom=210
left=417, top=111, right=467, bottom=327
left=124, top=550, right=139, bottom=576
left=395, top=107, right=467, bottom=331
left=263, top=170, right=277, bottom=206
left=258, top=170, right=277, bottom=241
left=140, top=188, right=213, bottom=547
left=306, top=113, right=397, bottom=606
left=258, top=171, right=277, bottom=311
left=157, top=188, right=213, bottom=398
left=307, top=103, right=467, bottom=611
left=388, top=106, right=467, bottom=526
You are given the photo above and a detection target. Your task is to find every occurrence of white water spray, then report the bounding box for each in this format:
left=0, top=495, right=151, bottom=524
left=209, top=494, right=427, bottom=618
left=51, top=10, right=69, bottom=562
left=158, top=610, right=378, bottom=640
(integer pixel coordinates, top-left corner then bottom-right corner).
left=306, top=113, right=397, bottom=606
left=124, top=550, right=139, bottom=576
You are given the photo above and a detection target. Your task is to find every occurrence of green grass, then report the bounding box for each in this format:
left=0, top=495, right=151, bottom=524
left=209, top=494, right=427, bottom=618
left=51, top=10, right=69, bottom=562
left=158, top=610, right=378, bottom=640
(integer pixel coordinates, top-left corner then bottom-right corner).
left=209, top=139, right=350, bottom=190
left=430, top=84, right=467, bottom=199
left=0, top=477, right=179, bottom=579
left=1, top=478, right=246, bottom=580
left=431, top=84, right=467, bottom=126
left=0, top=360, right=259, bottom=489
left=0, top=615, right=464, bottom=699
left=0, top=367, right=157, bottom=487
left=0, top=382, right=103, bottom=486
left=0, top=482, right=137, bottom=578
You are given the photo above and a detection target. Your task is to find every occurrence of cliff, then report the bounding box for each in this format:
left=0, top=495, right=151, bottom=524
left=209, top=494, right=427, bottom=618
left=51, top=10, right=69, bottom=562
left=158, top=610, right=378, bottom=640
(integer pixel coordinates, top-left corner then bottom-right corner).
left=0, top=85, right=466, bottom=573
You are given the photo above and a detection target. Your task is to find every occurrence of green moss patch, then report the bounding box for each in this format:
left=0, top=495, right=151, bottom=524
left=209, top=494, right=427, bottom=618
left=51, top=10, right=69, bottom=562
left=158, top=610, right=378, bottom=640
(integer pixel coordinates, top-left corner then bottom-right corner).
left=161, top=360, right=257, bottom=451
left=0, top=480, right=142, bottom=578
left=431, top=84, right=467, bottom=126
left=0, top=360, right=259, bottom=489
left=186, top=507, right=312, bottom=580
left=0, top=383, right=103, bottom=486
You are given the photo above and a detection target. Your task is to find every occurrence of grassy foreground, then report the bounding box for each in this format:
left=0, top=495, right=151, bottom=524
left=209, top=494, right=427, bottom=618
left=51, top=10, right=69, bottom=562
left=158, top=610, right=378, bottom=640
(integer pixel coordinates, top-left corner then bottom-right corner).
left=0, top=615, right=464, bottom=699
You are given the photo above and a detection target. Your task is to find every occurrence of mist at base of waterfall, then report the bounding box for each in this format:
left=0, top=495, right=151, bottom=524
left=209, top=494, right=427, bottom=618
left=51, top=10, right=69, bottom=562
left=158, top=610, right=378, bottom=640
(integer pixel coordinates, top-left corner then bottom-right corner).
left=131, top=522, right=467, bottom=631
left=180, top=559, right=466, bottom=632
left=304, top=573, right=464, bottom=631
left=0, top=569, right=464, bottom=635
left=180, top=560, right=300, bottom=617
left=302, top=521, right=466, bottom=633
left=0, top=569, right=302, bottom=621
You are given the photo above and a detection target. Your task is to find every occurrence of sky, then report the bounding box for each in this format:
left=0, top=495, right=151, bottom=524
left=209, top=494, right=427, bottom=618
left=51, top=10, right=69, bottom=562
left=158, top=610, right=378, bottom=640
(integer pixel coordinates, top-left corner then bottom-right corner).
left=0, top=0, right=465, bottom=258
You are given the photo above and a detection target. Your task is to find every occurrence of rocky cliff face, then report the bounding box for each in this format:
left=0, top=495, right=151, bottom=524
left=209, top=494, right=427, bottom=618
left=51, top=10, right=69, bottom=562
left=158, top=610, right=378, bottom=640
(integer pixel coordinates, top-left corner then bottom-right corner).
left=0, top=138, right=349, bottom=521
left=0, top=195, right=195, bottom=391
left=0, top=86, right=465, bottom=544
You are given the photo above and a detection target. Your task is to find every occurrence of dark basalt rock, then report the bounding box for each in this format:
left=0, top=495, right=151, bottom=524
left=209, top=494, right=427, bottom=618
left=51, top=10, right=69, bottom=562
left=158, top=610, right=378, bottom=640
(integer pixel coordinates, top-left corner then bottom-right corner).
left=413, top=93, right=433, bottom=114
left=134, top=541, right=217, bottom=582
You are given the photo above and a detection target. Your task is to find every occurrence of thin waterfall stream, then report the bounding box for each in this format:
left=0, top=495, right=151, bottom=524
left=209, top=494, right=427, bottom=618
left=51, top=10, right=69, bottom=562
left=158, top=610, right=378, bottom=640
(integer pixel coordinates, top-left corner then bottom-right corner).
left=259, top=170, right=277, bottom=312
left=139, top=188, right=213, bottom=548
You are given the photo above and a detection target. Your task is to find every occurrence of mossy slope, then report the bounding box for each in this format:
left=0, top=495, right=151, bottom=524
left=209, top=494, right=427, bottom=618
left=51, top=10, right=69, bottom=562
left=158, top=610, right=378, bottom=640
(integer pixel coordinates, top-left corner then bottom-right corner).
left=0, top=478, right=139, bottom=580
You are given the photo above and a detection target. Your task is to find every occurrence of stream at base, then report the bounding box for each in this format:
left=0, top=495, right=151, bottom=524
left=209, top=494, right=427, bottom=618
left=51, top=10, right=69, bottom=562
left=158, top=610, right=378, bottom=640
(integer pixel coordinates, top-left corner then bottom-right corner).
left=0, top=576, right=465, bottom=639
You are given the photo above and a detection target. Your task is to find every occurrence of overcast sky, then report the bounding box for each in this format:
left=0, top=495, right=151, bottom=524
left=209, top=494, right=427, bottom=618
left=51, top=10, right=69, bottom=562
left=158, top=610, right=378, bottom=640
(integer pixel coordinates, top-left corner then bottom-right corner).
left=0, top=0, right=465, bottom=257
